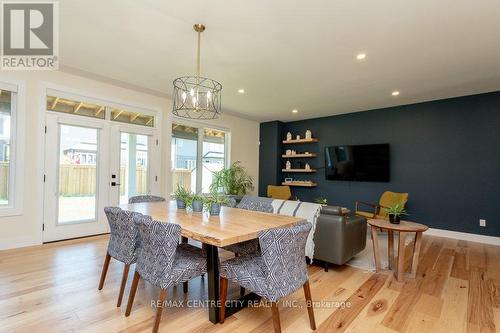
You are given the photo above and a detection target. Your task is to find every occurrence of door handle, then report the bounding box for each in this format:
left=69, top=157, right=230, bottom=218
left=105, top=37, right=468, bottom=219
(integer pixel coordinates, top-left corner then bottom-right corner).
left=111, top=181, right=121, bottom=186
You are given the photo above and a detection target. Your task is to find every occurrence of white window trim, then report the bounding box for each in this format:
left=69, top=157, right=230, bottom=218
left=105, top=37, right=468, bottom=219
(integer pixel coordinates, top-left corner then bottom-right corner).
left=171, top=118, right=230, bottom=194
left=0, top=79, right=25, bottom=217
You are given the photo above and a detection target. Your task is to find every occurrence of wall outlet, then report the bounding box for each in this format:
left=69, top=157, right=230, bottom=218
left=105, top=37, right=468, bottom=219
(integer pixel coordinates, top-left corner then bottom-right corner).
left=479, top=219, right=486, bottom=227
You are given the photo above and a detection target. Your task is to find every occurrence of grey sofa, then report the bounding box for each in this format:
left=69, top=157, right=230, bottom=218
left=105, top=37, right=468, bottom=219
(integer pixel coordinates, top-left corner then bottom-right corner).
left=313, top=206, right=367, bottom=270
left=231, top=196, right=367, bottom=270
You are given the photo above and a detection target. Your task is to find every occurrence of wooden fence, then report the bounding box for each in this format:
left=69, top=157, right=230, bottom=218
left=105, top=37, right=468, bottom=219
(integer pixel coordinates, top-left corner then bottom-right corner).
left=172, top=169, right=192, bottom=193
left=58, top=165, right=147, bottom=196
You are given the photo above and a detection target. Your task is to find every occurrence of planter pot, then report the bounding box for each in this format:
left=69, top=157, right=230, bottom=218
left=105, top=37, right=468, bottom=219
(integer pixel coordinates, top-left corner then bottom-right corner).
left=176, top=200, right=186, bottom=209
left=389, top=214, right=401, bottom=224
left=209, top=203, right=221, bottom=216
left=192, top=200, right=203, bottom=212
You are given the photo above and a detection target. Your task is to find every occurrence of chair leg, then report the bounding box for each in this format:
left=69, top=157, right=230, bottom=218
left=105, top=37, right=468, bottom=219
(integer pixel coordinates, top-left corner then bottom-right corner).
left=219, top=276, right=228, bottom=323
left=125, top=271, right=140, bottom=317
left=324, top=262, right=329, bottom=272
left=183, top=281, right=188, bottom=293
left=270, top=302, right=281, bottom=333
left=303, top=280, right=316, bottom=330
left=240, top=286, right=245, bottom=297
left=98, top=253, right=111, bottom=290
left=153, top=289, right=168, bottom=333
left=117, top=263, right=130, bottom=307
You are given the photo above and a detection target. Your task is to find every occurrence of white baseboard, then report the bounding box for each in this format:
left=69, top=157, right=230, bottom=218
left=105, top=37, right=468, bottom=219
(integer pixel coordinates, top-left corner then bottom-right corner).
left=0, top=236, right=41, bottom=251
left=426, top=228, right=500, bottom=246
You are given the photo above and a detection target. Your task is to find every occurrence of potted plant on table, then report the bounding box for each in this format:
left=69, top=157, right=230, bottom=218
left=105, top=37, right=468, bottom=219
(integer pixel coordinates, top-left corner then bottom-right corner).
left=209, top=161, right=254, bottom=202
left=203, top=191, right=229, bottom=216
left=314, top=197, right=328, bottom=206
left=172, top=184, right=191, bottom=209
left=387, top=202, right=408, bottom=224
left=190, top=193, right=204, bottom=213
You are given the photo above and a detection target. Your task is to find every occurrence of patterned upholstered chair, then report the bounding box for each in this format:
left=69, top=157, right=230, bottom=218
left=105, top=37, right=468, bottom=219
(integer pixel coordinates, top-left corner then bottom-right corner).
left=125, top=215, right=207, bottom=333
left=98, top=207, right=141, bottom=307
left=128, top=195, right=166, bottom=204
left=219, top=221, right=316, bottom=333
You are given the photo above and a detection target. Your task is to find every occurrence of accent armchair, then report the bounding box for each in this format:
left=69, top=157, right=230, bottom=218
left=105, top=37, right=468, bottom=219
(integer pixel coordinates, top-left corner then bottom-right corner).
left=355, top=191, right=409, bottom=219
left=267, top=185, right=292, bottom=200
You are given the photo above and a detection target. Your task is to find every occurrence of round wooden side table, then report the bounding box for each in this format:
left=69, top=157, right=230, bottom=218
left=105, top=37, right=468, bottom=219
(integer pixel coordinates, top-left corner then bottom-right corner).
left=367, top=219, right=428, bottom=282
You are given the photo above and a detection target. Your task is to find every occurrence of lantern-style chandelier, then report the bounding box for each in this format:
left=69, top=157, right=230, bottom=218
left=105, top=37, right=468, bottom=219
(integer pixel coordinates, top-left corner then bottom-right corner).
left=172, top=24, right=222, bottom=120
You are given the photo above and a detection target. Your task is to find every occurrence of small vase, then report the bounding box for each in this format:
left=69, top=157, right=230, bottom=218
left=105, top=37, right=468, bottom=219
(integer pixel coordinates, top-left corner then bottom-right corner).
left=389, top=214, right=401, bottom=224
left=192, top=200, right=203, bottom=212
left=209, top=203, right=221, bottom=216
left=176, top=200, right=186, bottom=209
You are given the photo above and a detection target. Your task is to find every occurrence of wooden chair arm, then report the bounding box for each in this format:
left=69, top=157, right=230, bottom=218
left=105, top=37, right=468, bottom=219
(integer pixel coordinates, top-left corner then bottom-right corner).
left=355, top=201, right=380, bottom=217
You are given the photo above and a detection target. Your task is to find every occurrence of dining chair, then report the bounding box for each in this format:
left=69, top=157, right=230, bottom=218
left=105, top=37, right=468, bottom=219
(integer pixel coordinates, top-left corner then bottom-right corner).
left=219, top=221, right=316, bottom=333
left=128, top=195, right=166, bottom=204
left=125, top=215, right=207, bottom=333
left=98, top=207, right=141, bottom=307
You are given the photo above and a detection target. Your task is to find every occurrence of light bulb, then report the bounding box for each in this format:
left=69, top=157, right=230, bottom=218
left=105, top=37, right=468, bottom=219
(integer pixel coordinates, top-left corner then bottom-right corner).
left=190, top=88, right=195, bottom=97
left=182, top=91, right=187, bottom=102
left=207, top=91, right=212, bottom=100
left=192, top=97, right=197, bottom=105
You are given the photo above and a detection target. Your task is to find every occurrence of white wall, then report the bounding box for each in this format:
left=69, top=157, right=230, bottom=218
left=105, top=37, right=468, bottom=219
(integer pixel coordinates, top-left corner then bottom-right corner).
left=0, top=70, right=259, bottom=250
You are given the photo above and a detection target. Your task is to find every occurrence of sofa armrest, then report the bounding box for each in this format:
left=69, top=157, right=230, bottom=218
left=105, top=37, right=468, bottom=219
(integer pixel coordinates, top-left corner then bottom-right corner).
left=320, top=205, right=343, bottom=216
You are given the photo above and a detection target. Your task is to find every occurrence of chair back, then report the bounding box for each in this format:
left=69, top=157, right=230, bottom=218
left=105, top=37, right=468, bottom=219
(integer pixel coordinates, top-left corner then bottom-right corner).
left=267, top=185, right=292, bottom=200
left=258, top=221, right=311, bottom=301
left=133, top=214, right=181, bottom=287
left=128, top=195, right=166, bottom=204
left=378, top=191, right=409, bottom=217
left=104, top=207, right=141, bottom=264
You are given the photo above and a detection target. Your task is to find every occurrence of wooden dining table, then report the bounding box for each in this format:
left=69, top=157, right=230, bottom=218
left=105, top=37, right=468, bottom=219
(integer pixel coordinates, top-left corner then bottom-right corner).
left=120, top=200, right=304, bottom=324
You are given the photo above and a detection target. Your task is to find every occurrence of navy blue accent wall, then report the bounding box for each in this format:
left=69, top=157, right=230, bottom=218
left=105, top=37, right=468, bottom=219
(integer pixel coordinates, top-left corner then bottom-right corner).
left=258, top=121, right=284, bottom=197
left=260, top=92, right=500, bottom=236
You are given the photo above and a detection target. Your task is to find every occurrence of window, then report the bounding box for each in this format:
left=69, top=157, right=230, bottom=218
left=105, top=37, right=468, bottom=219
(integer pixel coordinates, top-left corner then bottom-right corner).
left=46, top=94, right=156, bottom=127
left=171, top=123, right=228, bottom=194
left=0, top=81, right=24, bottom=216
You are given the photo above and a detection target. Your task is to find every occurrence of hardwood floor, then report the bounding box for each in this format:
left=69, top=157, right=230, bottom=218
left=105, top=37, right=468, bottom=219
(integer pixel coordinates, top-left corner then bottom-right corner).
left=0, top=234, right=499, bottom=332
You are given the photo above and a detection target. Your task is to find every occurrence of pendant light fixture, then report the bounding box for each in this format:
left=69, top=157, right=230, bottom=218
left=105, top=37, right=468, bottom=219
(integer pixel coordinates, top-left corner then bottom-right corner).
left=172, top=24, right=222, bottom=120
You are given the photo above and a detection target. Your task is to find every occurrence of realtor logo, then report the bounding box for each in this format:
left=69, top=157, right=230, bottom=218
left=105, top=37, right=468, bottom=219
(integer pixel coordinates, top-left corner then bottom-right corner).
left=1, top=1, right=58, bottom=70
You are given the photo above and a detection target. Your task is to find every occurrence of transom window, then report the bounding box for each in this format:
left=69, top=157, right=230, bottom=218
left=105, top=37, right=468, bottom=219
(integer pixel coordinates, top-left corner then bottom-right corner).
left=46, top=94, right=155, bottom=127
left=171, top=123, right=229, bottom=194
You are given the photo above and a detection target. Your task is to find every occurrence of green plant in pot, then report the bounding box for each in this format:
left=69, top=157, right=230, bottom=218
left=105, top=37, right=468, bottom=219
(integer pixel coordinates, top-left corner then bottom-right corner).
left=190, top=193, right=204, bottom=213
left=203, top=191, right=229, bottom=216
left=172, top=184, right=191, bottom=209
left=387, top=202, right=408, bottom=224
left=209, top=161, right=254, bottom=199
left=314, top=197, right=328, bottom=206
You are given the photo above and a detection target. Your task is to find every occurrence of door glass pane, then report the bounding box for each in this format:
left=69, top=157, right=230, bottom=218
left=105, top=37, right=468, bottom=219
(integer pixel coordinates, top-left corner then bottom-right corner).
left=202, top=128, right=226, bottom=193
left=58, top=125, right=98, bottom=224
left=0, top=90, right=12, bottom=206
left=171, top=124, right=197, bottom=194
left=120, top=133, right=149, bottom=204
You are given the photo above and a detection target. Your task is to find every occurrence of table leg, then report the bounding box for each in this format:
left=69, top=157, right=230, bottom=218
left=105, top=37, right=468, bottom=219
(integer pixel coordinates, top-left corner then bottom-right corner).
left=397, top=232, right=406, bottom=282
left=388, top=230, right=394, bottom=270
left=410, top=232, right=423, bottom=278
left=371, top=226, right=382, bottom=272
left=206, top=244, right=219, bottom=323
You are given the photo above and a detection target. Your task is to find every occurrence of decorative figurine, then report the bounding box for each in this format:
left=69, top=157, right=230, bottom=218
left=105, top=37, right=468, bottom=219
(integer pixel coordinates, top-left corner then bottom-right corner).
left=291, top=150, right=296, bottom=155
left=286, top=132, right=292, bottom=141
left=296, top=135, right=301, bottom=140
left=286, top=160, right=291, bottom=170
left=305, top=130, right=312, bottom=140
left=286, top=149, right=292, bottom=156
left=305, top=163, right=311, bottom=170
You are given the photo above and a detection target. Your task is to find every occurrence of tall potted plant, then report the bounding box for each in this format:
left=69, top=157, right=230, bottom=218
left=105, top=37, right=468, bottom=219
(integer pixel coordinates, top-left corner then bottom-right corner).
left=209, top=161, right=254, bottom=200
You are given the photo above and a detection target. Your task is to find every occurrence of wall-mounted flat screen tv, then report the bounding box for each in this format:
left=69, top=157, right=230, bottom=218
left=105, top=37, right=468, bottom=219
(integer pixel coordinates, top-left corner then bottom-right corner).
left=325, top=144, right=390, bottom=182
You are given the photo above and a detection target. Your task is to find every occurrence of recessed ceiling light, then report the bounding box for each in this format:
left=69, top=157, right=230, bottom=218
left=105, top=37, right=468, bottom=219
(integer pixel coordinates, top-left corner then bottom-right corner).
left=238, top=89, right=245, bottom=94
left=356, top=53, right=366, bottom=60
left=292, top=109, right=298, bottom=113
left=391, top=91, right=400, bottom=96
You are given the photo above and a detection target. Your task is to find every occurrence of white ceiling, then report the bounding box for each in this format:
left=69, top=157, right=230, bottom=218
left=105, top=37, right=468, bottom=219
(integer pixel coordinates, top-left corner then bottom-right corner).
left=60, top=0, right=500, bottom=122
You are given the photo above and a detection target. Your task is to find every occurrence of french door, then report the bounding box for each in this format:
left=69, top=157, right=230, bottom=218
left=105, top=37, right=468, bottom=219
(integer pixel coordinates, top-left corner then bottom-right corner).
left=43, top=113, right=159, bottom=242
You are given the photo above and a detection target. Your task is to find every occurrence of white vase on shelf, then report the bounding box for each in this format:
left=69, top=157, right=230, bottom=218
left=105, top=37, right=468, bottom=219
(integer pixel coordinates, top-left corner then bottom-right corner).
left=286, top=132, right=292, bottom=141
left=305, top=130, right=312, bottom=140
left=305, top=163, right=311, bottom=170
left=286, top=160, right=291, bottom=170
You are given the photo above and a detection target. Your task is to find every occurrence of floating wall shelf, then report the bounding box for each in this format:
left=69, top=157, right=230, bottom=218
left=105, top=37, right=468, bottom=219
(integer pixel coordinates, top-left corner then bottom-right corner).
left=281, top=153, right=317, bottom=158
left=282, top=169, right=316, bottom=173
left=282, top=138, right=319, bottom=144
left=282, top=181, right=317, bottom=187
